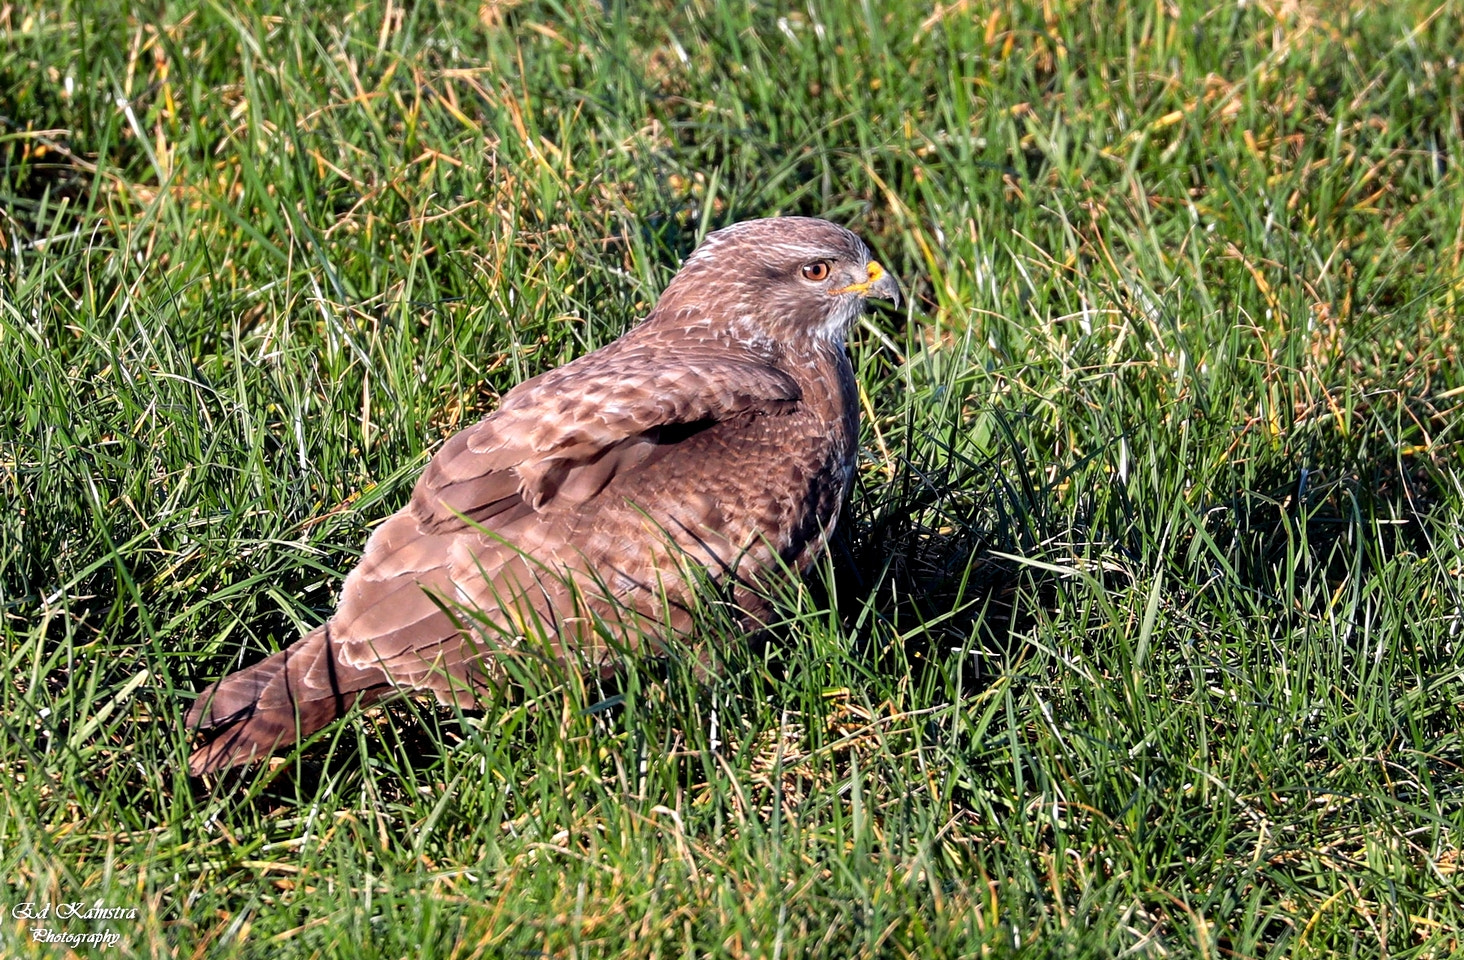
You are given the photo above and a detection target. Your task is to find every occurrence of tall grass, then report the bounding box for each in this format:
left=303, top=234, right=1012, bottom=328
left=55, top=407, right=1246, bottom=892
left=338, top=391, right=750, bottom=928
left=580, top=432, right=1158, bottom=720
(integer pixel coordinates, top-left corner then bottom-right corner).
left=2, top=1, right=1461, bottom=956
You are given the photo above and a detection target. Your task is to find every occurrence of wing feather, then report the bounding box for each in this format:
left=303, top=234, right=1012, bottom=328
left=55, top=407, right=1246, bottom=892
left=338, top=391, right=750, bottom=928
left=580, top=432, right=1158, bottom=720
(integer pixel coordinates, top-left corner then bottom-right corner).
left=413, top=350, right=800, bottom=530
left=328, top=344, right=801, bottom=701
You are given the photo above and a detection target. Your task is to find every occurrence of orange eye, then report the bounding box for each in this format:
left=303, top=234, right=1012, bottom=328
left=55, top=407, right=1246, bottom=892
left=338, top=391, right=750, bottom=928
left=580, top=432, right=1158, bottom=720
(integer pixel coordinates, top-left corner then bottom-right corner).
left=801, top=261, right=830, bottom=282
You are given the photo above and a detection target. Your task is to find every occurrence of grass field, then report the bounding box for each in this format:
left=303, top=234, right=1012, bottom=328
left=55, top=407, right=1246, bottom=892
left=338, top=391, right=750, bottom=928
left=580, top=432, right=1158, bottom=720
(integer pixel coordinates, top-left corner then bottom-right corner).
left=3, top=0, right=1462, bottom=956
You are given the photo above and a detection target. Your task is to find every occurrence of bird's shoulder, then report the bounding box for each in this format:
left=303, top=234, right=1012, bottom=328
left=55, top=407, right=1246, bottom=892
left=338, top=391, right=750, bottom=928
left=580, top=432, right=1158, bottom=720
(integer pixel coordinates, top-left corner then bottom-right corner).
left=408, top=329, right=805, bottom=529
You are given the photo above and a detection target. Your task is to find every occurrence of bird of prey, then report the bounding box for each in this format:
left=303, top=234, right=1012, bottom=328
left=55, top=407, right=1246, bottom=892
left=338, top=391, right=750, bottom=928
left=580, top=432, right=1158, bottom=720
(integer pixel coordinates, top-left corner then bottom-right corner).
left=186, top=216, right=901, bottom=775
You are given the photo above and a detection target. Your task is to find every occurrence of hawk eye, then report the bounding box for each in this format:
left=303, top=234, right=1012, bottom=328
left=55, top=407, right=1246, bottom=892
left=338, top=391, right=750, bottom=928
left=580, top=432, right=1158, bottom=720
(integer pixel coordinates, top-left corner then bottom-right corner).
left=800, top=261, right=831, bottom=282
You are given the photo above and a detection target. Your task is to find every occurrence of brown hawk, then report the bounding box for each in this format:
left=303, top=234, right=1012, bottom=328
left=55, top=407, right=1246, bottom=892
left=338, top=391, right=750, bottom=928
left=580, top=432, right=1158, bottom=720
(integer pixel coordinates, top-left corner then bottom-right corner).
left=186, top=216, right=901, bottom=775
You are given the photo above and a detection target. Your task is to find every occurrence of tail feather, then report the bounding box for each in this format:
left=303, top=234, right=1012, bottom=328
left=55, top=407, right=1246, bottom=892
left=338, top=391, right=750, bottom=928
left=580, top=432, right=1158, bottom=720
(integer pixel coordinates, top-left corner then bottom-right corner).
left=187, top=626, right=393, bottom=776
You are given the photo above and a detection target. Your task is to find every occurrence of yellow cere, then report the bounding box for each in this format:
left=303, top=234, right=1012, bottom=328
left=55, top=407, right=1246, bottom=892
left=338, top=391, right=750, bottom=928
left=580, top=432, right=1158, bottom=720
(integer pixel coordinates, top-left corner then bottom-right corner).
left=829, top=261, right=887, bottom=296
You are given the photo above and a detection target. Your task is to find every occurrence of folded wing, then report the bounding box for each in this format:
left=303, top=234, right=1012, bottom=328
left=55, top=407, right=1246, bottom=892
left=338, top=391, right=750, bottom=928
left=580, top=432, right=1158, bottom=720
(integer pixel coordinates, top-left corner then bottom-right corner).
left=329, top=343, right=802, bottom=700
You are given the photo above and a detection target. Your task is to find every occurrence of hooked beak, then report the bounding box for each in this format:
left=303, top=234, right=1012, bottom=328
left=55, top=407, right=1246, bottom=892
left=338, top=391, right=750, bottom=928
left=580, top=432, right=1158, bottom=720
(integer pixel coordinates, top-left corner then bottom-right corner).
left=831, top=260, right=902, bottom=307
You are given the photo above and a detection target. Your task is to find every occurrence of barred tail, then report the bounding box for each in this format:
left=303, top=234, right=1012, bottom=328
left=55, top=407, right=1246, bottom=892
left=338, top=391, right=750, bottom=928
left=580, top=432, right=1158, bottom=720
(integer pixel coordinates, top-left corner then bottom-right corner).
left=186, top=626, right=392, bottom=776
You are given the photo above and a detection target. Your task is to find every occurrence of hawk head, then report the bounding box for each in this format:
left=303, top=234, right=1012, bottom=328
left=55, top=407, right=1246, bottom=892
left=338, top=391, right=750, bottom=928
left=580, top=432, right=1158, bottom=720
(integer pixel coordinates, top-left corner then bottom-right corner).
left=652, top=217, right=902, bottom=348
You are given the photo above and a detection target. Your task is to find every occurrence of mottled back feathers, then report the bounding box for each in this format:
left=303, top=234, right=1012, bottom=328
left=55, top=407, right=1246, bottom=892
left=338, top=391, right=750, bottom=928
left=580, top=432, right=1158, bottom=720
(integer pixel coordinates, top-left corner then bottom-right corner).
left=186, top=216, right=900, bottom=775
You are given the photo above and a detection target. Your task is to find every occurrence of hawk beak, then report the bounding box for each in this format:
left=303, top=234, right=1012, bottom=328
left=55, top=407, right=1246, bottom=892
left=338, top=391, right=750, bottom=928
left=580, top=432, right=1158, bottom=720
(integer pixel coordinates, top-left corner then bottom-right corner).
left=832, top=260, right=902, bottom=307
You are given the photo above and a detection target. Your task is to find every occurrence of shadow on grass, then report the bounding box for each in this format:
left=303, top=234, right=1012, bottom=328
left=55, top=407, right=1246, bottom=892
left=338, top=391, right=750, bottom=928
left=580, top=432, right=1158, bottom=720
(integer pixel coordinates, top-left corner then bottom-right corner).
left=818, top=383, right=1457, bottom=701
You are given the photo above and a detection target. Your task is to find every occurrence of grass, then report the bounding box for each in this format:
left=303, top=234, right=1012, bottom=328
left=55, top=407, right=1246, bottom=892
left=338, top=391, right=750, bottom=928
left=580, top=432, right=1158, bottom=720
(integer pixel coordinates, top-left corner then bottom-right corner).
left=2, top=0, right=1462, bottom=955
